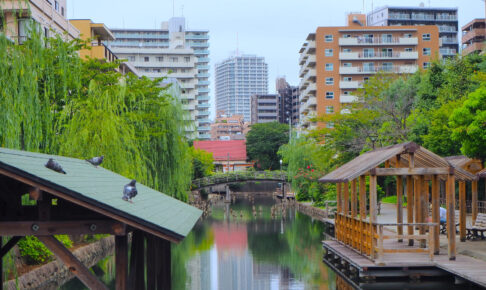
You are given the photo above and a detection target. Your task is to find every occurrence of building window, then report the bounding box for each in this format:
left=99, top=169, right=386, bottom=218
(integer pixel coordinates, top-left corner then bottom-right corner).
left=18, top=18, right=31, bottom=44
left=325, top=106, right=334, bottom=114
left=185, top=56, right=191, bottom=62
left=157, top=56, right=164, bottom=62
left=363, top=77, right=369, bottom=81
left=342, top=62, right=352, bottom=67
left=342, top=34, right=351, bottom=38
left=382, top=62, right=393, bottom=71
left=363, top=48, right=374, bottom=57
left=54, top=1, right=59, bottom=11
left=325, top=49, right=333, bottom=56
left=325, top=34, right=333, bottom=42
left=423, top=62, right=431, bottom=68
left=343, top=77, right=352, bottom=81
left=363, top=62, right=375, bottom=72
left=325, top=63, right=333, bottom=71
left=403, top=33, right=412, bottom=38
left=171, top=57, right=178, bottom=62
left=325, top=77, right=334, bottom=85
left=382, top=34, right=393, bottom=43
left=423, top=48, right=431, bottom=56
left=422, top=33, right=431, bottom=41
left=128, top=56, right=135, bottom=61
left=326, top=92, right=334, bottom=99
left=144, top=56, right=149, bottom=62
left=343, top=91, right=351, bottom=95
left=343, top=48, right=352, bottom=53
left=405, top=47, right=413, bottom=52
left=326, top=122, right=334, bottom=129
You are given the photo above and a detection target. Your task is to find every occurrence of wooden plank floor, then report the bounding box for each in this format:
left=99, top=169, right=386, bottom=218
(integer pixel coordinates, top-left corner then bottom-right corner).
left=323, top=238, right=486, bottom=287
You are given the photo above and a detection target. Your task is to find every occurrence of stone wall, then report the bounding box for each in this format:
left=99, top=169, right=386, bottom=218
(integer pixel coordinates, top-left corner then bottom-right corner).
left=295, top=202, right=330, bottom=220
left=4, top=236, right=114, bottom=290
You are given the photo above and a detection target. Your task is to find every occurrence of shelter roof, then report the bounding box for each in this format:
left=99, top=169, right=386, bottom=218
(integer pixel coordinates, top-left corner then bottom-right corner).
left=445, top=156, right=472, bottom=168
left=194, top=140, right=247, bottom=161
left=478, top=168, right=486, bottom=179
left=0, top=148, right=201, bottom=242
left=319, top=142, right=476, bottom=183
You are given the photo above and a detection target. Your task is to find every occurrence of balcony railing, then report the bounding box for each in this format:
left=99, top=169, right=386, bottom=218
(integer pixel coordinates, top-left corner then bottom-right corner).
left=340, top=65, right=418, bottom=74
left=339, top=51, right=418, bottom=60
left=440, top=48, right=457, bottom=55
left=440, top=37, right=458, bottom=44
left=339, top=37, right=418, bottom=46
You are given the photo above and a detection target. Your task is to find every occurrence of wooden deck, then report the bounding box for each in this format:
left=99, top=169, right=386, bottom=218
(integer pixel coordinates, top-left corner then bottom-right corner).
left=323, top=239, right=486, bottom=287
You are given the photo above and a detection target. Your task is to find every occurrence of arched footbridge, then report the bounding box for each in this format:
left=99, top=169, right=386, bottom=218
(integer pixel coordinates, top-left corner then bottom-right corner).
left=191, top=171, right=288, bottom=190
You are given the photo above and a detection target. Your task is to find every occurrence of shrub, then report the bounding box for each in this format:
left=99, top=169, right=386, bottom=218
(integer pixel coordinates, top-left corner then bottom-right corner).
left=18, top=235, right=73, bottom=265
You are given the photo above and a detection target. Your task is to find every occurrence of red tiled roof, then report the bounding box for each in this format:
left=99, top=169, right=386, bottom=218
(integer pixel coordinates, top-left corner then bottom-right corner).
left=194, top=140, right=247, bottom=161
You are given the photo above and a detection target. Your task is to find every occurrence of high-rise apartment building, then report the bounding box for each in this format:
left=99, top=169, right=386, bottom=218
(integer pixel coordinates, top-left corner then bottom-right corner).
left=276, top=77, right=300, bottom=126
left=462, top=19, right=486, bottom=55
left=106, top=17, right=210, bottom=140
left=367, top=5, right=458, bottom=59
left=0, top=0, right=79, bottom=43
left=215, top=55, right=268, bottom=122
left=299, top=14, right=439, bottom=130
left=250, top=94, right=279, bottom=124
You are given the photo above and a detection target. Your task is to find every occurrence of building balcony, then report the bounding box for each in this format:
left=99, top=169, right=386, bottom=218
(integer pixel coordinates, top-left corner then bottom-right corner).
left=197, top=65, right=210, bottom=70
left=197, top=57, right=210, bottom=63
left=410, top=14, right=435, bottom=21
left=462, top=29, right=485, bottom=44
left=182, top=103, right=196, bottom=111
left=300, top=97, right=317, bottom=115
left=197, top=73, right=210, bottom=78
left=440, top=37, right=458, bottom=44
left=302, top=68, right=316, bottom=82
left=299, top=54, right=308, bottom=65
left=339, top=81, right=363, bottom=89
left=462, top=42, right=486, bottom=55
left=340, top=95, right=359, bottom=103
left=338, top=37, right=418, bottom=46
left=339, top=51, right=418, bottom=60
left=339, top=65, right=418, bottom=74
left=198, top=80, right=210, bottom=86
left=300, top=83, right=316, bottom=99
left=197, top=118, right=211, bottom=124
left=440, top=48, right=457, bottom=56
left=197, top=103, right=210, bottom=109
left=197, top=87, right=210, bottom=93
left=186, top=34, right=209, bottom=40
left=197, top=126, right=211, bottom=131
left=439, top=26, right=457, bottom=33
left=198, top=111, right=211, bottom=117
left=198, top=133, right=211, bottom=140
left=197, top=95, right=210, bottom=101
left=435, top=15, right=458, bottom=21
left=300, top=40, right=316, bottom=56
left=303, top=55, right=316, bottom=68
left=194, top=50, right=210, bottom=55
left=189, top=42, right=209, bottom=48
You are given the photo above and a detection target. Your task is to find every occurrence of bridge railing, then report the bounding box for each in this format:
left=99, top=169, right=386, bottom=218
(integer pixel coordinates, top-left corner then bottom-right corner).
left=192, top=171, right=287, bottom=189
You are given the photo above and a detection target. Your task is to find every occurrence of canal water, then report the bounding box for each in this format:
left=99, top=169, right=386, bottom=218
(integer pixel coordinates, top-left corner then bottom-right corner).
left=61, top=194, right=479, bottom=289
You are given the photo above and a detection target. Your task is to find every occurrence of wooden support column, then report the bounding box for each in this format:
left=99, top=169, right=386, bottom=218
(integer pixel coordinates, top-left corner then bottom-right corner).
left=359, top=176, right=366, bottom=219
left=407, top=176, right=414, bottom=246
left=432, top=175, right=440, bottom=254
left=369, top=174, right=378, bottom=259
left=115, top=235, right=128, bottom=290
left=37, top=235, right=108, bottom=290
left=447, top=173, right=456, bottom=260
left=0, top=236, right=3, bottom=290
left=155, top=238, right=171, bottom=290
left=417, top=176, right=426, bottom=248
left=343, top=182, right=349, bottom=215
left=396, top=175, right=403, bottom=242
left=459, top=181, right=466, bottom=242
left=414, top=177, right=420, bottom=226
left=146, top=234, right=156, bottom=290
left=336, top=183, right=342, bottom=214
left=351, top=180, right=357, bottom=218
left=472, top=181, right=478, bottom=225
left=128, top=231, right=146, bottom=290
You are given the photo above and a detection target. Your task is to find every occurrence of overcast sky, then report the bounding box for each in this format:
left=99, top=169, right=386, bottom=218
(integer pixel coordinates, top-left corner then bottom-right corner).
left=68, top=0, right=484, bottom=115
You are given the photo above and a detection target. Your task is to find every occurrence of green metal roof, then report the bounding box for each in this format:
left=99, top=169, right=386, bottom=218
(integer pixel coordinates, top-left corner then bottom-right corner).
left=0, top=147, right=201, bottom=242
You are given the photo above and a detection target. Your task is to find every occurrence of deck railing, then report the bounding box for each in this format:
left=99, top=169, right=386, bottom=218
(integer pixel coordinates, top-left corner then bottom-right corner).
left=335, top=213, right=438, bottom=263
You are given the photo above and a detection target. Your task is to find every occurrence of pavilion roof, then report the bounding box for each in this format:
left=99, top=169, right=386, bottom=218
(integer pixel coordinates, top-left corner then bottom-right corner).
left=0, top=148, right=201, bottom=243
left=319, top=142, right=476, bottom=183
left=478, top=168, right=486, bottom=178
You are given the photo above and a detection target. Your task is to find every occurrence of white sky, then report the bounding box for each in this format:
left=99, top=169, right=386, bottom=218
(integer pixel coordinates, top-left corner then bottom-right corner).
left=68, top=0, right=484, bottom=117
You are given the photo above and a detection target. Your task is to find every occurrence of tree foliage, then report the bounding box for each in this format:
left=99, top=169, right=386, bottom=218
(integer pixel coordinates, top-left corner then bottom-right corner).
left=190, top=147, right=214, bottom=179
left=246, top=122, right=288, bottom=170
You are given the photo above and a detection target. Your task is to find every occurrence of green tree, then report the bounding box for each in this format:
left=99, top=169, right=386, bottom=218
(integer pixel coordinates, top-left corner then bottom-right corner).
left=190, top=147, right=214, bottom=179
left=246, top=122, right=288, bottom=170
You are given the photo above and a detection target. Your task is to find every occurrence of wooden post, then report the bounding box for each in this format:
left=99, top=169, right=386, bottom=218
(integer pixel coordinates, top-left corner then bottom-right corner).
left=156, top=239, right=171, bottom=290
left=377, top=225, right=384, bottom=265
left=472, top=181, right=478, bottom=225
left=447, top=174, right=456, bottom=260
left=343, top=181, right=349, bottom=216
left=336, top=183, right=342, bottom=214
left=459, top=181, right=466, bottom=242
left=115, top=235, right=128, bottom=290
left=146, top=234, right=156, bottom=290
left=128, top=231, right=146, bottom=290
left=396, top=175, right=403, bottom=242
left=0, top=236, right=2, bottom=290
left=418, top=176, right=426, bottom=248
left=370, top=174, right=377, bottom=259
left=432, top=175, right=440, bottom=254
left=351, top=180, right=357, bottom=218
left=414, top=177, right=420, bottom=227
left=37, top=235, right=108, bottom=290
left=407, top=176, right=414, bottom=246
left=359, top=176, right=366, bottom=220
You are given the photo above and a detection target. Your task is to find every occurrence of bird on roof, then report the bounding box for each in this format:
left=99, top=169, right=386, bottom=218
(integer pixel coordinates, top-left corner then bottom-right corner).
left=45, top=158, right=66, bottom=174
left=122, top=179, right=138, bottom=203
left=86, top=155, right=104, bottom=167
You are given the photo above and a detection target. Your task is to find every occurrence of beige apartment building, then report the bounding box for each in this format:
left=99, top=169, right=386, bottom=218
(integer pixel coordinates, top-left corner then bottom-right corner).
left=299, top=14, right=439, bottom=130
left=0, top=0, right=79, bottom=43
left=210, top=111, right=249, bottom=140
left=462, top=19, right=486, bottom=55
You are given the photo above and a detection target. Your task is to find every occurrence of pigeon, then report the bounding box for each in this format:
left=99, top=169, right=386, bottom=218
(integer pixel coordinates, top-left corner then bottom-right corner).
left=122, top=179, right=138, bottom=203
left=86, top=155, right=104, bottom=167
left=45, top=158, right=66, bottom=174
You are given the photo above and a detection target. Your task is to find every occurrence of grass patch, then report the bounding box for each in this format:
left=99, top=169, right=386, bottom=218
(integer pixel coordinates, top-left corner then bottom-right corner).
left=381, top=195, right=407, bottom=207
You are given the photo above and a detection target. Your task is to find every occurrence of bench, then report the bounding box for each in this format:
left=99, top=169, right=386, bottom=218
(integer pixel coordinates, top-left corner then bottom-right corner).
left=440, top=210, right=459, bottom=234
left=467, top=213, right=486, bottom=240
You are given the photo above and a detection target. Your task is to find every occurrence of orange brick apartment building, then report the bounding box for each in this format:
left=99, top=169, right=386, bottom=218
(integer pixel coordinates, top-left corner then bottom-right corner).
left=299, top=14, right=439, bottom=130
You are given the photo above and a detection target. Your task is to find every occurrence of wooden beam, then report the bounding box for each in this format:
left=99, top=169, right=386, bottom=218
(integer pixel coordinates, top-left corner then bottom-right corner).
left=0, top=168, right=182, bottom=243
left=459, top=181, right=466, bottom=242
left=29, top=187, right=42, bottom=201
left=115, top=235, right=128, bottom=290
left=0, top=220, right=126, bottom=236
left=396, top=176, right=403, bottom=242
left=146, top=234, right=156, bottom=290
left=432, top=175, right=440, bottom=254
left=37, top=235, right=108, bottom=290
left=343, top=181, right=349, bottom=215
left=156, top=238, right=171, bottom=290
left=447, top=174, right=456, bottom=260
left=372, top=167, right=450, bottom=176
left=472, top=181, right=478, bottom=225
left=351, top=180, right=357, bottom=218
left=407, top=176, right=414, bottom=246
left=0, top=236, right=21, bottom=258
left=370, top=174, right=377, bottom=260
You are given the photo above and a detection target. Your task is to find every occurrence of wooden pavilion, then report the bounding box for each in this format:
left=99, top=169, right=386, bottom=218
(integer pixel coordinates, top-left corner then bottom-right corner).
left=319, top=142, right=476, bottom=264
left=0, top=148, right=202, bottom=290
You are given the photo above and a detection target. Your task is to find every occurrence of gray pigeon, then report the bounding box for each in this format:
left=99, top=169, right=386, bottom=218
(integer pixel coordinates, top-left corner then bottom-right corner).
left=45, top=158, right=66, bottom=174
left=122, top=179, right=138, bottom=203
left=86, top=155, right=104, bottom=167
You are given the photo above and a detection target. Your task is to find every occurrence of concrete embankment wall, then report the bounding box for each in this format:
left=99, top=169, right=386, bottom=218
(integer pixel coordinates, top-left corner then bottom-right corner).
left=4, top=236, right=114, bottom=290
left=295, top=202, right=329, bottom=220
